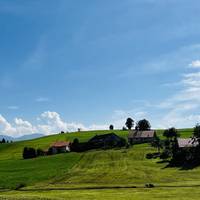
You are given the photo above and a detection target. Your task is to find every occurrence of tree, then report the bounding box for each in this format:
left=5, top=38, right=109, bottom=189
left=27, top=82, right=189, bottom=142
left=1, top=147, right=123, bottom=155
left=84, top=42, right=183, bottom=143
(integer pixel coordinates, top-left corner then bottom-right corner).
left=122, top=126, right=127, bottom=131
left=109, top=125, right=114, bottom=130
left=163, top=127, right=179, bottom=139
left=152, top=135, right=162, bottom=152
left=37, top=148, right=45, bottom=156
left=71, top=138, right=80, bottom=152
left=162, top=127, right=179, bottom=161
left=1, top=138, right=5, bottom=143
left=125, top=118, right=134, bottom=130
left=193, top=124, right=200, bottom=139
left=137, top=119, right=151, bottom=131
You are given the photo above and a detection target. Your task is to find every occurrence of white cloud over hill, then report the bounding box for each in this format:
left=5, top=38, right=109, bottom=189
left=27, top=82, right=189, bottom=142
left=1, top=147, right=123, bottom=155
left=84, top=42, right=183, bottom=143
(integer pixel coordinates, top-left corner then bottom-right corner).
left=0, top=111, right=109, bottom=137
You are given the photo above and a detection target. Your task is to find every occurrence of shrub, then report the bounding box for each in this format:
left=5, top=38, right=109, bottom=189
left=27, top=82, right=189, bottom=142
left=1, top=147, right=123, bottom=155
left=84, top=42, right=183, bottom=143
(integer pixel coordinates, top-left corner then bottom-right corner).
left=23, top=147, right=37, bottom=159
left=160, top=150, right=171, bottom=160
left=37, top=148, right=45, bottom=156
left=47, top=147, right=53, bottom=155
left=146, top=153, right=160, bottom=159
left=70, top=138, right=80, bottom=152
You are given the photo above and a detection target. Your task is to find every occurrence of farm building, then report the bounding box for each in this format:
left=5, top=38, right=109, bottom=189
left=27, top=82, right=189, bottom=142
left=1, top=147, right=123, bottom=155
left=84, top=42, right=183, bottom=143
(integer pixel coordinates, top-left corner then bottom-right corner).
left=87, top=133, right=126, bottom=149
left=177, top=138, right=198, bottom=149
left=128, top=130, right=156, bottom=144
left=50, top=141, right=71, bottom=154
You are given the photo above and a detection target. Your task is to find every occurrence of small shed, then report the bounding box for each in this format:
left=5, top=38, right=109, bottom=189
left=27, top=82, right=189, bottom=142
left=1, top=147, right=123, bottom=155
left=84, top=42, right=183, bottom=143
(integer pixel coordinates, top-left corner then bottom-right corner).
left=128, top=130, right=156, bottom=144
left=50, top=141, right=71, bottom=154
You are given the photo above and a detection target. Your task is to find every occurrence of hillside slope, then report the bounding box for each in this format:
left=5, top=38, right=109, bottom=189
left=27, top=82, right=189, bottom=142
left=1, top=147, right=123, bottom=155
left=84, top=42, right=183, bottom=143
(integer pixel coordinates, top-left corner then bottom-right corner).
left=1, top=128, right=200, bottom=199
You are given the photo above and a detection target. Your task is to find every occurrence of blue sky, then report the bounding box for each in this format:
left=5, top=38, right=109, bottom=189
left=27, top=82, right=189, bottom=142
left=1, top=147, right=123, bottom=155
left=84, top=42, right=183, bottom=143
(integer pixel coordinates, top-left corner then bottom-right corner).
left=1, top=0, right=200, bottom=136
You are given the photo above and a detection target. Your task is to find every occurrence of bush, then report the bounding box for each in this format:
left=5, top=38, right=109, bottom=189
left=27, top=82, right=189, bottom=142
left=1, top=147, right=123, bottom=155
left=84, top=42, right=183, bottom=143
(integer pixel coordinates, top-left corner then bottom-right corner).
left=37, top=148, right=45, bottom=156
left=23, top=147, right=37, bottom=159
left=146, top=153, right=160, bottom=159
left=160, top=150, right=171, bottom=160
left=70, top=138, right=80, bottom=152
left=47, top=147, right=53, bottom=155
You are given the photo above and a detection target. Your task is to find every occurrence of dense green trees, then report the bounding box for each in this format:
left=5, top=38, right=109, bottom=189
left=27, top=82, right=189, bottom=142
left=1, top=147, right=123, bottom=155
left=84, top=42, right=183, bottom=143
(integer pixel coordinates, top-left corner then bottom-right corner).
left=125, top=118, right=134, bottom=130
left=109, top=125, right=114, bottom=130
left=163, top=127, right=179, bottom=140
left=136, top=119, right=151, bottom=131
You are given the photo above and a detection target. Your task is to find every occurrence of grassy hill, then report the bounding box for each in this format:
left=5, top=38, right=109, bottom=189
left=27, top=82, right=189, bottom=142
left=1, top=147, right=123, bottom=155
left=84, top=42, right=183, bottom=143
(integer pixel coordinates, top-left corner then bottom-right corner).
left=1, top=128, right=200, bottom=200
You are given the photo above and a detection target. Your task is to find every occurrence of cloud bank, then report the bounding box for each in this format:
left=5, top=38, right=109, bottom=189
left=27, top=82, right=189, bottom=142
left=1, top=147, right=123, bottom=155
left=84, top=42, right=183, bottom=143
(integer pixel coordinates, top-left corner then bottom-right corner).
left=0, top=111, right=109, bottom=137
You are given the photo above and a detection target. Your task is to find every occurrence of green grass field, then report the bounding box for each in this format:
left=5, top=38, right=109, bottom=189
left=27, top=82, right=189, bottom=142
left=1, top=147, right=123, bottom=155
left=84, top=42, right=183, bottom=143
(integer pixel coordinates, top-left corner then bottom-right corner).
left=0, top=128, right=199, bottom=200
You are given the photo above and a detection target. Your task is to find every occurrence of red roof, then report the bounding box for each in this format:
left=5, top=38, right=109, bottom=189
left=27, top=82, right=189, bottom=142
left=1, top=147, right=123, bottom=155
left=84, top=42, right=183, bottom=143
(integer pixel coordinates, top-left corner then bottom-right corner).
left=51, top=141, right=70, bottom=148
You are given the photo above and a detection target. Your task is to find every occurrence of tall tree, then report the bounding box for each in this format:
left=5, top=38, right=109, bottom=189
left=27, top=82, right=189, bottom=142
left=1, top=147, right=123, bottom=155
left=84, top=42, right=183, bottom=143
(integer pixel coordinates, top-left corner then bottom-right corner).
left=1, top=138, right=5, bottom=143
left=137, top=119, right=151, bottom=131
left=193, top=124, right=200, bottom=139
left=109, top=124, right=114, bottom=130
left=163, top=127, right=179, bottom=139
left=125, top=118, right=134, bottom=130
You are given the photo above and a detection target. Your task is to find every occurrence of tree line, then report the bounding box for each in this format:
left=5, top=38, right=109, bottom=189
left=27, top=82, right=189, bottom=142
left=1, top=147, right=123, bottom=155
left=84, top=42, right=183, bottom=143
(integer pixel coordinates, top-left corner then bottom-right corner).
left=0, top=138, right=12, bottom=144
left=109, top=118, right=151, bottom=131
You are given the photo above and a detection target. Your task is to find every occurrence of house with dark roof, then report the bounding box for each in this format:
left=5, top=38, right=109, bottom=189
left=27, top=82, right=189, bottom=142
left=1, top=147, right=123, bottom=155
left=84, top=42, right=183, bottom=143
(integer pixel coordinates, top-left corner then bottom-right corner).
left=128, top=130, right=156, bottom=144
left=50, top=141, right=71, bottom=154
left=87, top=133, right=126, bottom=149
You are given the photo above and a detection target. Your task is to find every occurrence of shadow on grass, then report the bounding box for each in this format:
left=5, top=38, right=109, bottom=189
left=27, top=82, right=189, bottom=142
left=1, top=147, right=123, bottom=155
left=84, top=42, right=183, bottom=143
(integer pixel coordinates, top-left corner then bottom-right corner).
left=163, top=161, right=200, bottom=170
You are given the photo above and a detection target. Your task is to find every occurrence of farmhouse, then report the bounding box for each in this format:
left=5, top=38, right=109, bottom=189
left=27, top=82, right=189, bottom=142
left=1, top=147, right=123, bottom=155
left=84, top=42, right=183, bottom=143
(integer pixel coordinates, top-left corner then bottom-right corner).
left=87, top=133, right=125, bottom=149
left=177, top=138, right=198, bottom=149
left=50, top=141, right=71, bottom=154
left=128, top=130, right=156, bottom=144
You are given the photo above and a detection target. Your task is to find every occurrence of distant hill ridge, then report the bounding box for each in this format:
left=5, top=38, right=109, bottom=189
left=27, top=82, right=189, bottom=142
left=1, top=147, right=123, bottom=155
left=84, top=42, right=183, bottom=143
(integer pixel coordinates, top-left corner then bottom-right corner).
left=0, top=133, right=44, bottom=142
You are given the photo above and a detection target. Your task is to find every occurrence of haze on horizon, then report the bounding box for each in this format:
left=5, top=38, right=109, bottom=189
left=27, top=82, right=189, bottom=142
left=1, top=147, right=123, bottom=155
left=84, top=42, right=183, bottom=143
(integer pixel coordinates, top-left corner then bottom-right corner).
left=1, top=0, right=200, bottom=137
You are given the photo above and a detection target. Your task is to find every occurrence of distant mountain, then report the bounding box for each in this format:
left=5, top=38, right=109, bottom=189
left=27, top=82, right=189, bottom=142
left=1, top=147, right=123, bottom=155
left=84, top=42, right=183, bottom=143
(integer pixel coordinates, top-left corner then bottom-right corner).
left=0, top=135, right=14, bottom=142
left=15, top=133, right=44, bottom=141
left=0, top=133, right=44, bottom=142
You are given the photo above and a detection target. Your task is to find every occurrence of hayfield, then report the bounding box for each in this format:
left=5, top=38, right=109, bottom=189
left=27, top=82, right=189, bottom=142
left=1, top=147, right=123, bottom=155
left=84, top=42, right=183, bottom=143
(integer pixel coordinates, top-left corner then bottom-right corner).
left=0, top=128, right=199, bottom=200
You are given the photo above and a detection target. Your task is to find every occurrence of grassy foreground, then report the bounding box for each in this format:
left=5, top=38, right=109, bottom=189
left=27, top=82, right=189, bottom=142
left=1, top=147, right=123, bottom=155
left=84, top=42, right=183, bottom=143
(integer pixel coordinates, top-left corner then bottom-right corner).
left=0, top=128, right=198, bottom=199
left=2, top=187, right=200, bottom=200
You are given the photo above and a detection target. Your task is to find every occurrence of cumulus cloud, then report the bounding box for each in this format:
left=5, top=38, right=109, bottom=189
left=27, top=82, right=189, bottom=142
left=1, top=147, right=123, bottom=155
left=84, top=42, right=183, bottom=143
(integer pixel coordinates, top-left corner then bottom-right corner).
left=37, top=111, right=87, bottom=134
left=0, top=115, right=36, bottom=137
left=0, top=115, right=16, bottom=135
left=0, top=111, right=109, bottom=137
left=189, top=60, right=200, bottom=68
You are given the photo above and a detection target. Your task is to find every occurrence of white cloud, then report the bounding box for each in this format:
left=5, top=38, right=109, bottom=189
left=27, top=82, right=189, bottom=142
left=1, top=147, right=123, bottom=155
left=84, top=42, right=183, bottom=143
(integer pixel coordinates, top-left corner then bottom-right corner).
left=189, top=60, right=200, bottom=68
left=37, top=111, right=84, bottom=134
left=0, top=115, right=37, bottom=137
left=0, top=109, right=148, bottom=137
left=0, top=115, right=16, bottom=135
left=155, top=59, right=200, bottom=128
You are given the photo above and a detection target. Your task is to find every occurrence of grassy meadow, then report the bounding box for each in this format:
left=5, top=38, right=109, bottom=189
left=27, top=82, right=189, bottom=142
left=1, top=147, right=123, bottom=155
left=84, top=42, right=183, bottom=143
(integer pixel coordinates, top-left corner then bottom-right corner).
left=0, top=128, right=199, bottom=199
